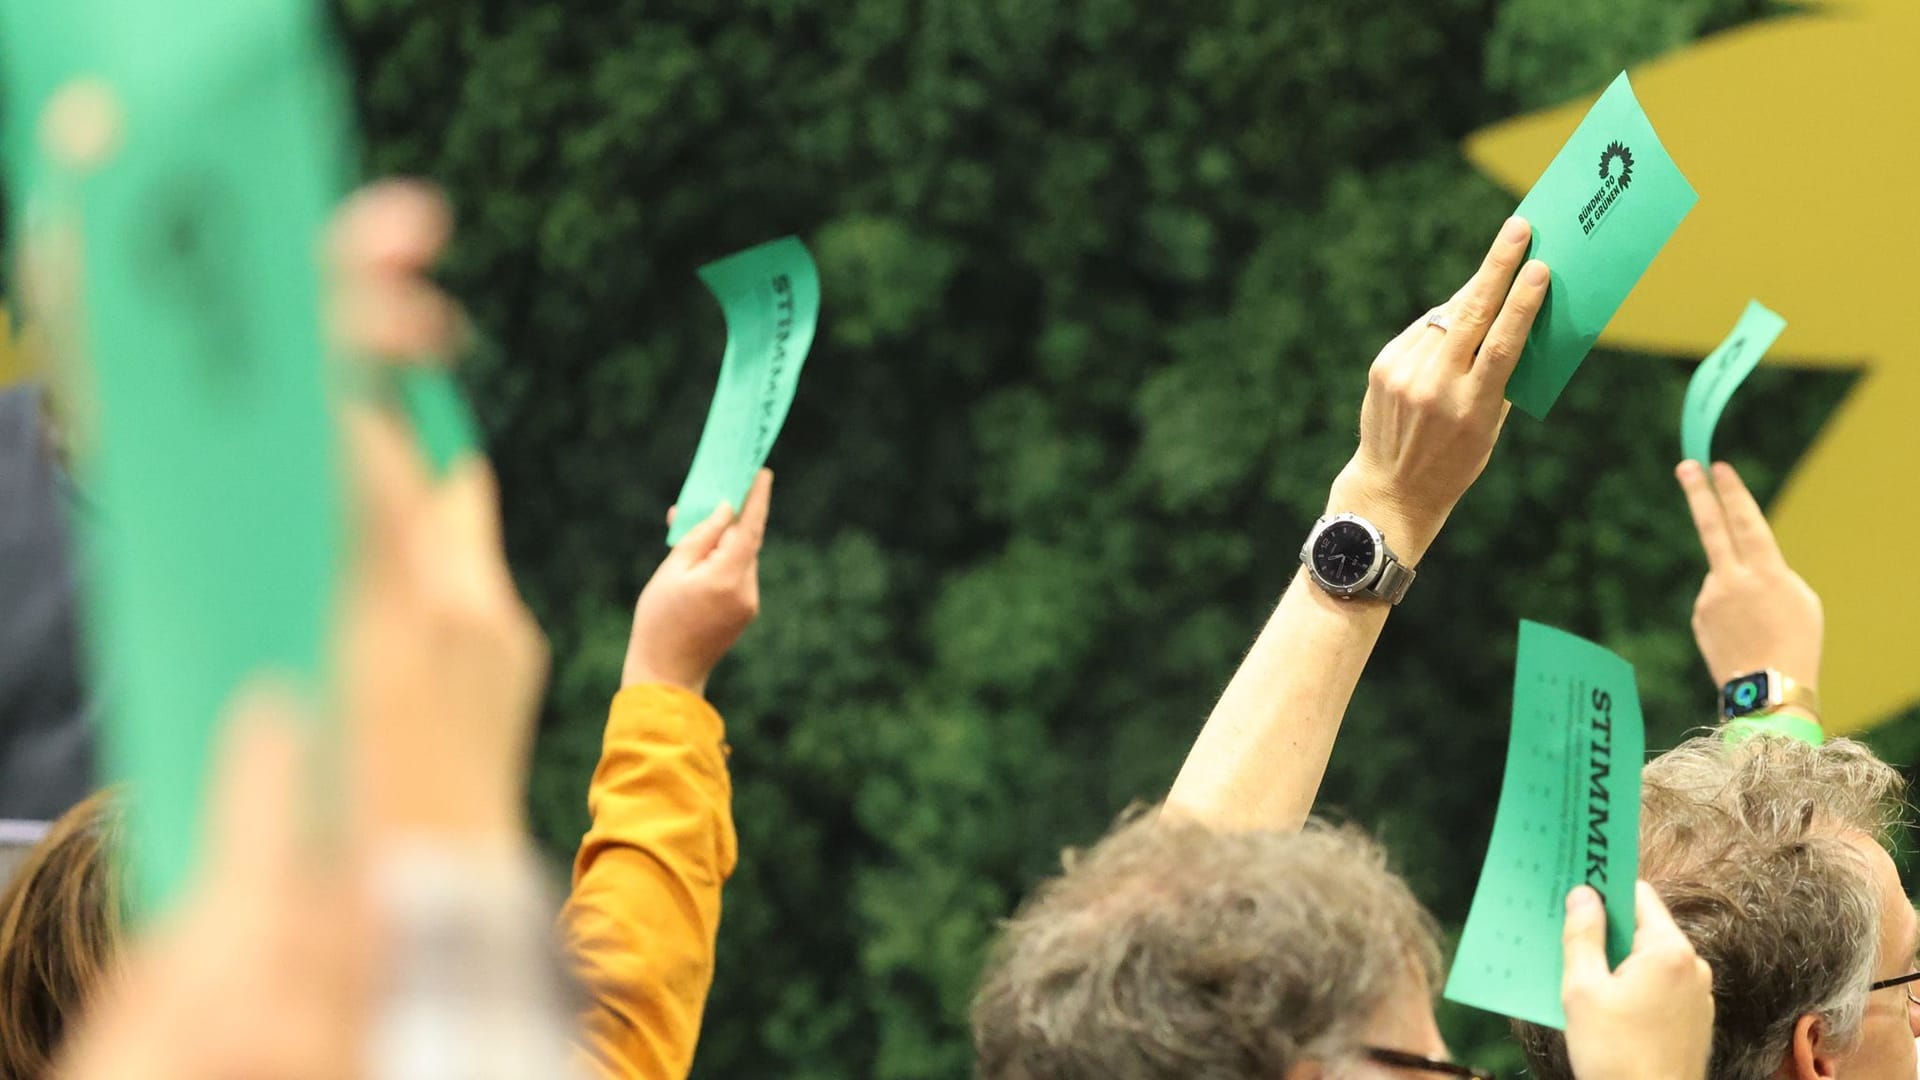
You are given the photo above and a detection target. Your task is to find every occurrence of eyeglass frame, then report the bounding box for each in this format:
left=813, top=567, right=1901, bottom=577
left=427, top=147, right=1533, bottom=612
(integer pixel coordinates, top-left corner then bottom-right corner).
left=1364, top=1046, right=1498, bottom=1080
left=1367, top=972, right=1916, bottom=1080
left=1869, top=969, right=1920, bottom=1005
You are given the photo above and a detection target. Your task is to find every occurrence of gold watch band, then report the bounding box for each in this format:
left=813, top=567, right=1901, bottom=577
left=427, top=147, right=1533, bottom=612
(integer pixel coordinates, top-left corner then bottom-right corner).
left=1772, top=674, right=1821, bottom=719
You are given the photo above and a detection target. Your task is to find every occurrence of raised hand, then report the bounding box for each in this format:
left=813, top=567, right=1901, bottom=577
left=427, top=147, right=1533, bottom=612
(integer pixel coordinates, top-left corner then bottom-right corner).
left=1331, top=215, right=1549, bottom=564
left=1675, top=460, right=1822, bottom=691
left=1167, top=217, right=1550, bottom=830
left=623, top=469, right=774, bottom=697
left=56, top=692, right=373, bottom=1080
left=327, top=178, right=464, bottom=361
left=1562, top=883, right=1715, bottom=1080
left=330, top=179, right=548, bottom=848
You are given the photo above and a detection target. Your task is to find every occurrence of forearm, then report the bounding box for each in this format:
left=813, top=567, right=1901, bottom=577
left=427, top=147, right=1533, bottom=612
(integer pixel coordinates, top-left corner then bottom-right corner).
left=1165, top=568, right=1391, bottom=829
left=562, top=685, right=737, bottom=1080
left=1162, top=459, right=1448, bottom=832
left=1160, top=212, right=1543, bottom=833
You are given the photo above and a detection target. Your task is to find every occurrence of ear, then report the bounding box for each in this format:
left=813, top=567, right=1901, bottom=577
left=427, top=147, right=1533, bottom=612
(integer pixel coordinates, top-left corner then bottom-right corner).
left=1783, top=1014, right=1840, bottom=1080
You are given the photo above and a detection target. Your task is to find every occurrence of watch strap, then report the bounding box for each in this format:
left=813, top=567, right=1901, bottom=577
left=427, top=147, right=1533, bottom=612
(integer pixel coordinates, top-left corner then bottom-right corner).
left=1774, top=677, right=1820, bottom=717
left=1368, top=559, right=1417, bottom=606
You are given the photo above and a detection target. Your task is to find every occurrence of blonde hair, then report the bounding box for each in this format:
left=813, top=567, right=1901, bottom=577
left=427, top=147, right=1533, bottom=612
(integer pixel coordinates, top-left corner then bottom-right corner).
left=0, top=792, right=123, bottom=1079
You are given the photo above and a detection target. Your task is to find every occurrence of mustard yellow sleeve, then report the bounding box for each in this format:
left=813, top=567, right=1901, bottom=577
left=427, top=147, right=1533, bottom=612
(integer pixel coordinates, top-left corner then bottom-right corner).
left=562, top=683, right=739, bottom=1080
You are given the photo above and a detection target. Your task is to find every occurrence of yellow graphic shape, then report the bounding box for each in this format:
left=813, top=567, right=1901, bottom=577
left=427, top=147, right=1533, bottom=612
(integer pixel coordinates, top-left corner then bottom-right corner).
left=0, top=305, right=25, bottom=388
left=1466, top=0, right=1920, bottom=735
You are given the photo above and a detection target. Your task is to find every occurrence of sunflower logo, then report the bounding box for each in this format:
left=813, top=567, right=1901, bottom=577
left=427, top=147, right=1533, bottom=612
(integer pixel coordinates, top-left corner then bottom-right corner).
left=1598, top=141, right=1635, bottom=190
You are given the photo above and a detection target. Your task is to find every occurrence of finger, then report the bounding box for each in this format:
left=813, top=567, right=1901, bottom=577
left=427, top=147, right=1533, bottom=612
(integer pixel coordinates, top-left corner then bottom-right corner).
left=328, top=179, right=452, bottom=277
left=333, top=276, right=462, bottom=361
left=1561, top=885, right=1611, bottom=992
left=202, top=681, right=310, bottom=891
left=1470, top=258, right=1549, bottom=397
left=670, top=502, right=734, bottom=566
left=665, top=505, right=678, bottom=528
left=1366, top=310, right=1434, bottom=403
left=1380, top=307, right=1436, bottom=365
left=1439, top=216, right=1533, bottom=361
left=1630, top=880, right=1693, bottom=956
left=436, top=458, right=514, bottom=596
left=343, top=406, right=435, bottom=580
left=1711, top=462, right=1783, bottom=565
left=714, top=470, right=774, bottom=571
left=1676, top=460, right=1739, bottom=570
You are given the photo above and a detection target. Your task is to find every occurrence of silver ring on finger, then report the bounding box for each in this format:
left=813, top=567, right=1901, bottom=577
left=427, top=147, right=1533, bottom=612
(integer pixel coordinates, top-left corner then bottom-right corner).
left=1424, top=308, right=1453, bottom=333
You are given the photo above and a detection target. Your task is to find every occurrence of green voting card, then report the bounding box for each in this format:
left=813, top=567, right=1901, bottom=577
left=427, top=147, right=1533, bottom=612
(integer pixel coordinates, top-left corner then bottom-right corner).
left=668, top=236, right=819, bottom=544
left=1444, top=621, right=1644, bottom=1029
left=1504, top=72, right=1698, bottom=419
left=394, top=364, right=482, bottom=477
left=5, top=0, right=351, bottom=915
left=1681, top=300, right=1787, bottom=465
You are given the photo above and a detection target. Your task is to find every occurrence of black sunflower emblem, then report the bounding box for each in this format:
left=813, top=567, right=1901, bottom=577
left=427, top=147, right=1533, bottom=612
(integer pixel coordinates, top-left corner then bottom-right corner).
left=1598, top=141, right=1634, bottom=190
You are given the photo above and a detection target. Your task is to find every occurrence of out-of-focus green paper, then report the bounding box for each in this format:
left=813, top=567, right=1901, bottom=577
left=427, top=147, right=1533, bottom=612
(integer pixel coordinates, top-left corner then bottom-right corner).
left=668, top=236, right=819, bottom=544
left=3, top=0, right=355, bottom=915
left=1681, top=300, right=1787, bottom=465
left=1444, top=621, right=1644, bottom=1029
left=1505, top=72, right=1698, bottom=419
left=395, top=366, right=481, bottom=477
left=0, top=6, right=86, bottom=202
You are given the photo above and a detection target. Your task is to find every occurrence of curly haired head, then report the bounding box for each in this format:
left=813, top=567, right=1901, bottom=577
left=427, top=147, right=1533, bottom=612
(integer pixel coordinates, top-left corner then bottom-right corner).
left=973, top=812, right=1441, bottom=1080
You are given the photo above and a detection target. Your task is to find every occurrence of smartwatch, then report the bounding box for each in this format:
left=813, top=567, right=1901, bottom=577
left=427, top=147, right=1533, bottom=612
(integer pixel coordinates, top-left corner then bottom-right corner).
left=1299, top=513, right=1416, bottom=605
left=1720, top=669, right=1820, bottom=721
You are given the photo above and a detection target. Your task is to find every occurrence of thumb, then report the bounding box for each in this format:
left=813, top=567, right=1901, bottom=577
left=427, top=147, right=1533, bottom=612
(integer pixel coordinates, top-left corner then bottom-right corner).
left=669, top=502, right=734, bottom=566
left=1562, top=885, right=1611, bottom=995
left=1630, top=880, right=1691, bottom=956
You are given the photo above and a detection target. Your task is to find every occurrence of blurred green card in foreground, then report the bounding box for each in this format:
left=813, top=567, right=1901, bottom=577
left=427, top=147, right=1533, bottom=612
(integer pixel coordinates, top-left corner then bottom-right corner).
left=1505, top=72, right=1698, bottom=419
left=669, top=236, right=820, bottom=544
left=6, top=0, right=354, bottom=916
left=1445, top=621, right=1644, bottom=1029
left=1681, top=300, right=1787, bottom=465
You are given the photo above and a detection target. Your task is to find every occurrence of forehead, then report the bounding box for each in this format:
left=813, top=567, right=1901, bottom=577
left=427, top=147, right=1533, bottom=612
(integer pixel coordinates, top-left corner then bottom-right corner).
left=1358, top=968, right=1448, bottom=1060
left=1846, top=833, right=1917, bottom=967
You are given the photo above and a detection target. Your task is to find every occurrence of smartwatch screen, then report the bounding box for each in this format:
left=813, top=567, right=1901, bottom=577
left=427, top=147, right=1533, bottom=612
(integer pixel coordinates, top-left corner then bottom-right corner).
left=1312, top=520, right=1378, bottom=589
left=1722, top=673, right=1773, bottom=718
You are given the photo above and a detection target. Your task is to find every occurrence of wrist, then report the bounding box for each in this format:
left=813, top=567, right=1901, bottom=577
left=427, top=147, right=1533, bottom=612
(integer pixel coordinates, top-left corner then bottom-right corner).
left=1326, top=464, right=1445, bottom=565
left=620, top=659, right=708, bottom=698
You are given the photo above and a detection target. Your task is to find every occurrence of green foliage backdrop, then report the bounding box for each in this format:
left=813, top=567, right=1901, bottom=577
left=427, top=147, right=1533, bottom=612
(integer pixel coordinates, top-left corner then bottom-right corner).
left=337, top=1, right=1888, bottom=1075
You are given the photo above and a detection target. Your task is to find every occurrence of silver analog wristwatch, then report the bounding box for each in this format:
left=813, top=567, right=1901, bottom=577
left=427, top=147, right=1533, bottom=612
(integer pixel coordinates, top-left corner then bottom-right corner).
left=1299, top=512, right=1417, bottom=605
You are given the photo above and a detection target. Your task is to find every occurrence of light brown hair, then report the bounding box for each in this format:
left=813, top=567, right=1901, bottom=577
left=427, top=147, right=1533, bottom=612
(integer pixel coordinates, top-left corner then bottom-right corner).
left=1516, top=734, right=1904, bottom=1080
left=972, top=811, right=1441, bottom=1080
left=0, top=791, right=123, bottom=1080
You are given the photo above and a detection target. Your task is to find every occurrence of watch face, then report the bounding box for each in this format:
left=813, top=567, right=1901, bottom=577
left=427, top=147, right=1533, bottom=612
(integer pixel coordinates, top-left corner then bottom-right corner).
left=1722, top=673, right=1773, bottom=718
left=1312, top=519, right=1379, bottom=590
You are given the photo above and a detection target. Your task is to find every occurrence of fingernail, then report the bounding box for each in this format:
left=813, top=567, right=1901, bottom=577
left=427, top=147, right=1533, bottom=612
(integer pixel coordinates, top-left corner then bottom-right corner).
left=1523, top=260, right=1548, bottom=286
left=1566, top=886, right=1599, bottom=915
left=1676, top=460, right=1700, bottom=480
left=1503, top=216, right=1530, bottom=244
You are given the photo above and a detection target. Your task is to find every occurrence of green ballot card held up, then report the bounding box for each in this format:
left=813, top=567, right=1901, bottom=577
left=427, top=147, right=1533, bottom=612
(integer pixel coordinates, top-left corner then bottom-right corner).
left=1, top=0, right=356, bottom=916
left=1444, top=621, right=1644, bottom=1029
left=1681, top=300, right=1788, bottom=465
left=1505, top=73, right=1698, bottom=419
left=669, top=237, right=820, bottom=544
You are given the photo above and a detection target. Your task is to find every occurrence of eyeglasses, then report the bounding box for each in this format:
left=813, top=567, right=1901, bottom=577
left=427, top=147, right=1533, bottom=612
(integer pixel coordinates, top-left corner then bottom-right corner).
left=1870, top=970, right=1920, bottom=1005
left=1364, top=1047, right=1499, bottom=1080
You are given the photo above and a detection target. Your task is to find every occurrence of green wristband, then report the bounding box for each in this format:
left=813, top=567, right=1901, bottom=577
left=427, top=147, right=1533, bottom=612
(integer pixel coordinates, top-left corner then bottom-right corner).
left=1722, top=713, right=1825, bottom=747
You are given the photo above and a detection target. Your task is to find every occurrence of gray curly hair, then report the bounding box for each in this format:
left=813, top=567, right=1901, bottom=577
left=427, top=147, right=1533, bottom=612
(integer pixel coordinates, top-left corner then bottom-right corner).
left=1516, top=733, right=1905, bottom=1080
left=971, top=812, right=1441, bottom=1080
